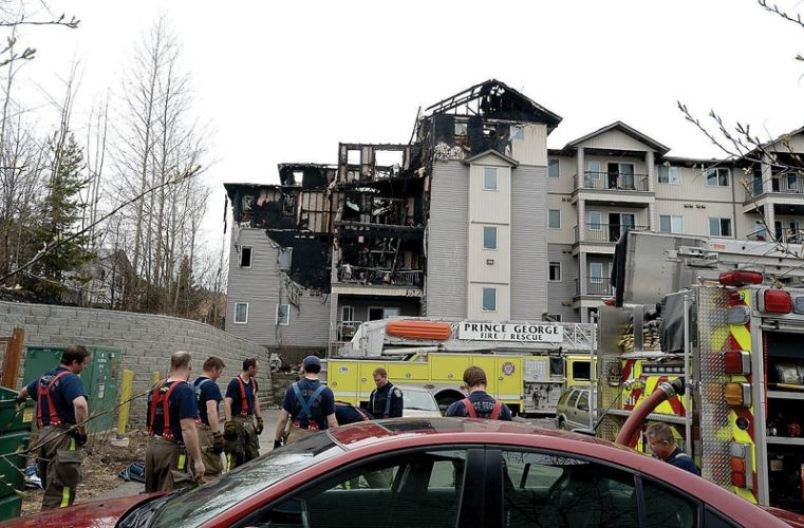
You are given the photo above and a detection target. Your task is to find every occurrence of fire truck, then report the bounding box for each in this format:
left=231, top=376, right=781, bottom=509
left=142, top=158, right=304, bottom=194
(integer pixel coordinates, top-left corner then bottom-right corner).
left=596, top=231, right=804, bottom=512
left=326, top=318, right=596, bottom=416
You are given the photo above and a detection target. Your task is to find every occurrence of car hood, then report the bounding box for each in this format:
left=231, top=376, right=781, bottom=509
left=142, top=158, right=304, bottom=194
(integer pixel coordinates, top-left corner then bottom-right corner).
left=760, top=506, right=804, bottom=528
left=0, top=493, right=159, bottom=528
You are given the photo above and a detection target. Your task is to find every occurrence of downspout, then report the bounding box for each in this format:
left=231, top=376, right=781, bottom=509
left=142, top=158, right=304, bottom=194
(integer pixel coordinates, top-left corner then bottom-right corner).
left=615, top=377, right=685, bottom=447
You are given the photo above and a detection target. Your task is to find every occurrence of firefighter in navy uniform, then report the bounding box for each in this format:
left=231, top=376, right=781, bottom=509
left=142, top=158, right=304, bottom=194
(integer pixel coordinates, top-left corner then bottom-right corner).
left=223, top=358, right=262, bottom=469
left=274, top=356, right=336, bottom=447
left=646, top=422, right=700, bottom=475
left=445, top=366, right=513, bottom=420
left=368, top=367, right=403, bottom=419
left=15, top=345, right=90, bottom=509
left=192, top=356, right=225, bottom=478
left=145, top=351, right=205, bottom=492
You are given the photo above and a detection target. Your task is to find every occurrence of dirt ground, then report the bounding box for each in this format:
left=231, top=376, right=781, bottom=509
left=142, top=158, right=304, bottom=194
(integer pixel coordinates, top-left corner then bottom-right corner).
left=20, top=430, right=148, bottom=516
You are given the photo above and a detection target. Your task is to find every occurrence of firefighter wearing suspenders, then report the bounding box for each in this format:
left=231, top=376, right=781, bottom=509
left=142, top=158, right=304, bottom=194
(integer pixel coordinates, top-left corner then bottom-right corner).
left=274, top=356, right=337, bottom=448
left=192, top=356, right=226, bottom=478
left=16, top=345, right=90, bottom=510
left=446, top=366, right=513, bottom=421
left=145, top=351, right=205, bottom=492
left=223, top=358, right=262, bottom=469
left=368, top=367, right=403, bottom=419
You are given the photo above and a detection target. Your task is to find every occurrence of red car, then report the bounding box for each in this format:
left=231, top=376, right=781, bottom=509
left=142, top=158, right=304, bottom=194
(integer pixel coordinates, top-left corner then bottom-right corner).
left=3, top=419, right=802, bottom=528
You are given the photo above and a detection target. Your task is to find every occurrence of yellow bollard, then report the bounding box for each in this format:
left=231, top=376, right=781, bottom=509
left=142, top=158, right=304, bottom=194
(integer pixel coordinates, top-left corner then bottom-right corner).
left=116, top=369, right=135, bottom=436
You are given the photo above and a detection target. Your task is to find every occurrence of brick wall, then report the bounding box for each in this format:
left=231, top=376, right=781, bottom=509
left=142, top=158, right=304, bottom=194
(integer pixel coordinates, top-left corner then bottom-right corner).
left=0, top=302, right=272, bottom=427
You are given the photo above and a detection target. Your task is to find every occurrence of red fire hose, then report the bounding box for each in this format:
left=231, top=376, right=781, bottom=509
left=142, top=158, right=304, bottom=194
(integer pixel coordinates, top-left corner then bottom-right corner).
left=615, top=377, right=685, bottom=446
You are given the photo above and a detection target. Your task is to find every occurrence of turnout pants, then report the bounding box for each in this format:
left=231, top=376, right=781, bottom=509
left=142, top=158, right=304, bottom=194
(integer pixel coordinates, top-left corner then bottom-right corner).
left=225, top=416, right=259, bottom=470
left=145, top=436, right=194, bottom=492
left=286, top=425, right=316, bottom=445
left=38, top=425, right=82, bottom=510
left=198, top=424, right=223, bottom=478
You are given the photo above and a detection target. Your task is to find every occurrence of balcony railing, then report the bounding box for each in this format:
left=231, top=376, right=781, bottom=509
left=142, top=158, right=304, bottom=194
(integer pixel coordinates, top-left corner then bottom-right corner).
left=573, top=223, right=649, bottom=244
left=746, top=174, right=804, bottom=199
left=336, top=265, right=423, bottom=287
left=336, top=320, right=362, bottom=342
left=575, top=171, right=650, bottom=192
left=575, top=277, right=613, bottom=297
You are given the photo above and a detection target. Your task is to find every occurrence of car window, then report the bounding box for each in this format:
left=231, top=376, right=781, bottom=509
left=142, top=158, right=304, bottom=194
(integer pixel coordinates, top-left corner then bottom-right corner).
left=577, top=392, right=589, bottom=412
left=557, top=390, right=571, bottom=407
left=238, top=449, right=468, bottom=528
left=566, top=390, right=580, bottom=408
left=642, top=478, right=699, bottom=528
left=501, top=450, right=639, bottom=528
left=404, top=390, right=439, bottom=412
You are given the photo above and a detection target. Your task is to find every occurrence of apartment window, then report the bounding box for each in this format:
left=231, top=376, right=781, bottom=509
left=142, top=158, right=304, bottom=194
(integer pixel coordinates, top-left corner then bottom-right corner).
left=482, top=287, right=497, bottom=312
left=549, top=262, right=561, bottom=282
left=234, top=303, right=248, bottom=324
left=484, top=167, right=498, bottom=190
left=483, top=226, right=497, bottom=249
left=660, top=215, right=684, bottom=234
left=278, top=247, right=293, bottom=270
left=239, top=247, right=252, bottom=268
left=341, top=305, right=354, bottom=322
left=709, top=217, right=733, bottom=237
left=589, top=211, right=602, bottom=230
left=705, top=167, right=730, bottom=187
left=276, top=304, right=290, bottom=326
left=589, top=262, right=604, bottom=283
left=548, top=209, right=561, bottom=229
left=454, top=121, right=468, bottom=136
left=658, top=165, right=682, bottom=185
left=548, top=159, right=560, bottom=178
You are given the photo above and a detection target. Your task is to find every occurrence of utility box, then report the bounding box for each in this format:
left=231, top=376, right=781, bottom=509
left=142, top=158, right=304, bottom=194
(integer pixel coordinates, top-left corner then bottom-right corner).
left=21, top=346, right=122, bottom=433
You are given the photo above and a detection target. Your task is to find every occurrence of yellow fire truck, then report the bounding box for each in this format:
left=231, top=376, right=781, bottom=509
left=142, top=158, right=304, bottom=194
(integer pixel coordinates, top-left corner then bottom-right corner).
left=596, top=231, right=804, bottom=513
left=326, top=318, right=596, bottom=416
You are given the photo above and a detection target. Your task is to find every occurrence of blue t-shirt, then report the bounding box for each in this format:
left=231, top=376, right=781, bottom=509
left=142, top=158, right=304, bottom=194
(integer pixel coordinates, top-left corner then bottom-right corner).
left=282, top=378, right=335, bottom=430
left=148, top=381, right=199, bottom=442
left=225, top=376, right=258, bottom=416
left=193, top=376, right=223, bottom=426
left=445, top=391, right=513, bottom=421
left=667, top=448, right=700, bottom=475
left=335, top=401, right=371, bottom=425
left=26, top=367, right=86, bottom=425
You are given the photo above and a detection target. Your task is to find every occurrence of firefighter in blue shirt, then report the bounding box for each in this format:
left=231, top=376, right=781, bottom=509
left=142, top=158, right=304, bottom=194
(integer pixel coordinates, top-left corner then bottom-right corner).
left=145, top=351, right=205, bottom=492
left=192, top=356, right=225, bottom=478
left=445, top=366, right=513, bottom=420
left=646, top=422, right=700, bottom=475
left=368, top=367, right=403, bottom=419
left=274, top=356, right=337, bottom=447
left=16, top=345, right=90, bottom=509
left=223, top=358, right=262, bottom=469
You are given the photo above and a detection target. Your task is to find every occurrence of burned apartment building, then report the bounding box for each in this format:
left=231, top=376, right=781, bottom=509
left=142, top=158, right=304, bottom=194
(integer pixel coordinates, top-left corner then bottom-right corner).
left=225, top=79, right=560, bottom=356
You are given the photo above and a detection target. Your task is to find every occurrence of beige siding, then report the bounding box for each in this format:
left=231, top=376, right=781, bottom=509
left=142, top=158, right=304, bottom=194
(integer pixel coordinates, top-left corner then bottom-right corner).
left=510, top=123, right=547, bottom=166
left=468, top=160, right=511, bottom=225
left=468, top=223, right=510, bottom=284
left=654, top=201, right=736, bottom=237
left=467, top=283, right=510, bottom=321
left=577, top=129, right=654, bottom=152
left=547, top=195, right=575, bottom=245
left=653, top=166, right=736, bottom=202
left=546, top=154, right=576, bottom=195
left=511, top=166, right=548, bottom=320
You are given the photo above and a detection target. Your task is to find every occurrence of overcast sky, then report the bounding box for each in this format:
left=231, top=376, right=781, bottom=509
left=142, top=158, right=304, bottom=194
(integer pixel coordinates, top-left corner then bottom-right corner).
left=15, top=0, right=804, bottom=254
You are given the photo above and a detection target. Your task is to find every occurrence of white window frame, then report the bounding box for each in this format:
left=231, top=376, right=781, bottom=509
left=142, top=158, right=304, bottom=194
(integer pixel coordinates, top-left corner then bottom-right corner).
left=483, top=226, right=498, bottom=250
left=709, top=217, right=733, bottom=237
left=548, top=209, right=561, bottom=229
left=548, top=159, right=560, bottom=178
left=588, top=211, right=602, bottom=230
left=548, top=262, right=562, bottom=282
left=482, top=287, right=497, bottom=312
left=659, top=215, right=684, bottom=234
left=239, top=246, right=252, bottom=268
left=234, top=302, right=249, bottom=324
left=341, top=305, right=354, bottom=322
left=589, top=263, right=604, bottom=284
left=483, top=167, right=498, bottom=191
left=276, top=303, right=290, bottom=326
left=658, top=165, right=682, bottom=185
left=705, top=167, right=730, bottom=187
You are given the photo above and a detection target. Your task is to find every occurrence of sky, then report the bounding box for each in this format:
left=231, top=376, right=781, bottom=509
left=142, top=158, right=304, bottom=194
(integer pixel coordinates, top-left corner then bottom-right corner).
left=13, top=0, right=804, bottom=257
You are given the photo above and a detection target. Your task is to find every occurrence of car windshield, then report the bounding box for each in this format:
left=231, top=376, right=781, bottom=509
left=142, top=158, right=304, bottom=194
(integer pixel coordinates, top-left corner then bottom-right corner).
left=404, top=390, right=438, bottom=411
left=149, top=433, right=343, bottom=528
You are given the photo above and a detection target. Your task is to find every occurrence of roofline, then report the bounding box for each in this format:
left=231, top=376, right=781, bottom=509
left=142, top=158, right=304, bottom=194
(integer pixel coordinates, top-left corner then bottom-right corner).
left=566, top=120, right=670, bottom=153
left=462, top=149, right=519, bottom=167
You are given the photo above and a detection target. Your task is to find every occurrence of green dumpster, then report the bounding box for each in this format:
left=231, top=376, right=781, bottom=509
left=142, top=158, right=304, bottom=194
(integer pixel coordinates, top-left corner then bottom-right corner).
left=0, top=387, right=33, bottom=522
left=0, top=495, right=21, bottom=521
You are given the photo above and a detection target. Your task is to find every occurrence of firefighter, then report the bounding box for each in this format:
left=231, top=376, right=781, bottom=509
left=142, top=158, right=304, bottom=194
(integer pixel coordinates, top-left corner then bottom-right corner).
left=646, top=422, right=700, bottom=475
left=445, top=366, right=513, bottom=420
left=368, top=367, right=403, bottom=419
left=273, top=356, right=336, bottom=448
left=145, top=351, right=205, bottom=492
left=192, top=356, right=225, bottom=478
left=223, top=358, right=262, bottom=469
left=15, top=345, right=90, bottom=509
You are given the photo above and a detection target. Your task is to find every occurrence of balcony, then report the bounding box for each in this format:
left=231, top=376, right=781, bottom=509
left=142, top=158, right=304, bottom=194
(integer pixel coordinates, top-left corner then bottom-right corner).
left=575, top=277, right=613, bottom=298
left=574, top=224, right=649, bottom=245
left=333, top=265, right=424, bottom=297
left=336, top=320, right=361, bottom=342
left=575, top=171, right=650, bottom=192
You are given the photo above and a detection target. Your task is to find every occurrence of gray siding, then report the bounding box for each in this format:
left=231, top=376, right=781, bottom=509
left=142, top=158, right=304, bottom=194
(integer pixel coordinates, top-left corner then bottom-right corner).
left=546, top=244, right=578, bottom=322
left=426, top=161, right=468, bottom=318
left=226, top=228, right=331, bottom=349
left=510, top=165, right=548, bottom=320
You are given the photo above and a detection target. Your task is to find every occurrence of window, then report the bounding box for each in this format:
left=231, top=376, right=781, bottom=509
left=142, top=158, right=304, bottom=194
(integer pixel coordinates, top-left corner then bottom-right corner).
left=705, top=167, right=730, bottom=187
left=657, top=165, right=682, bottom=184
left=548, top=209, right=561, bottom=229
left=589, top=262, right=604, bottom=283
left=589, top=211, right=602, bottom=230
left=454, top=121, right=468, bottom=136
left=548, top=159, right=560, bottom=178
left=341, top=305, right=354, bottom=322
left=482, top=287, right=496, bottom=312
left=567, top=390, right=581, bottom=408
left=549, top=262, right=561, bottom=282
left=276, top=304, right=290, bottom=326
left=709, top=217, right=732, bottom=237
left=660, top=215, right=684, bottom=234
left=483, top=226, right=497, bottom=250
left=510, top=125, right=524, bottom=140
left=576, top=391, right=590, bottom=412
left=571, top=361, right=591, bottom=380
left=239, top=247, right=252, bottom=268
left=642, top=479, right=699, bottom=527
left=234, top=303, right=248, bottom=324
left=278, top=247, right=293, bottom=270
left=484, top=167, right=498, bottom=190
